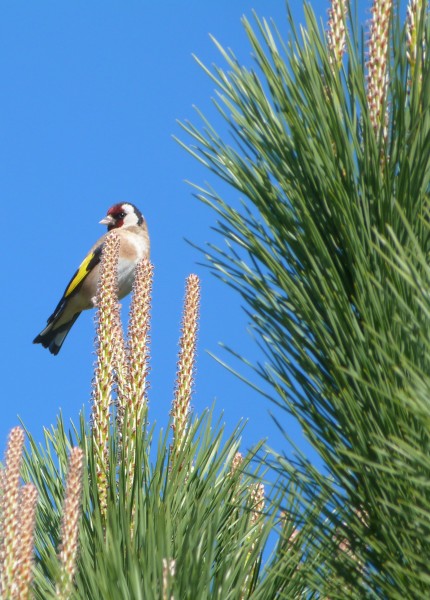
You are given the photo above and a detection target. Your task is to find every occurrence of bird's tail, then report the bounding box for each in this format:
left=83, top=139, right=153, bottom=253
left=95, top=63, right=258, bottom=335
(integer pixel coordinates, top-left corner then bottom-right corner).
left=33, top=313, right=81, bottom=355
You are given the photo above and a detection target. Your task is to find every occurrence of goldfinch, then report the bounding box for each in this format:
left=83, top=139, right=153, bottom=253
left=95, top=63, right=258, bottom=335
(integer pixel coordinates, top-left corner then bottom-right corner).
left=34, top=202, right=150, bottom=355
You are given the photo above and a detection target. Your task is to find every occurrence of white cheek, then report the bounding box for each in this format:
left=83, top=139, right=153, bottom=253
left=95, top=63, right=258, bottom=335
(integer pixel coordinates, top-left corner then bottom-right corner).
left=123, top=213, right=136, bottom=227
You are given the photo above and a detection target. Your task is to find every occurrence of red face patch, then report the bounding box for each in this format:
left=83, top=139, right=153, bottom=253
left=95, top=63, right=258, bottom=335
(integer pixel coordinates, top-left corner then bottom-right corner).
left=106, top=204, right=126, bottom=230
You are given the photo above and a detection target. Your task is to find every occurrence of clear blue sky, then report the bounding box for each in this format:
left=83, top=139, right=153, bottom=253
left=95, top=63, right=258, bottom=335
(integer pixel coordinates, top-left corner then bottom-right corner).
left=1, top=2, right=332, bottom=466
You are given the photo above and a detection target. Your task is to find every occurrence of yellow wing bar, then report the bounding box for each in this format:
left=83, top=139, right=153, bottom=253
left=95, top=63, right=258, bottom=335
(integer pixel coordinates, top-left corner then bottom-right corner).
left=64, top=246, right=101, bottom=298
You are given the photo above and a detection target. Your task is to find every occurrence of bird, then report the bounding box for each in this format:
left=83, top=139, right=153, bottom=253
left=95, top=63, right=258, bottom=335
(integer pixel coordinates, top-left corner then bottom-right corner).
left=33, top=202, right=150, bottom=355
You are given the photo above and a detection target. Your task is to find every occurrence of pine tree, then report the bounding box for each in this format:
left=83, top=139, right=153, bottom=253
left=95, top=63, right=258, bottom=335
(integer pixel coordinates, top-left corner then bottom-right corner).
left=181, top=1, right=430, bottom=596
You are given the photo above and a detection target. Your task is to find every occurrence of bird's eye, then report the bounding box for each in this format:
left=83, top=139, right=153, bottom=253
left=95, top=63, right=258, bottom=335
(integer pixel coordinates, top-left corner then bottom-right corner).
left=117, top=211, right=126, bottom=219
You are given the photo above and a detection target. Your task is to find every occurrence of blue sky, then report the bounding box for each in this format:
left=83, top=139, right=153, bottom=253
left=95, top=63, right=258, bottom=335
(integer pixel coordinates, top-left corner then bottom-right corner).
left=1, top=2, right=333, bottom=467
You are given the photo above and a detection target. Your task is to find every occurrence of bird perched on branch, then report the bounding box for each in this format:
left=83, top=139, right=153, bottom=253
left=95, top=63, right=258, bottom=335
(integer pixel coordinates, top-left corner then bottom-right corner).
left=33, top=202, right=150, bottom=355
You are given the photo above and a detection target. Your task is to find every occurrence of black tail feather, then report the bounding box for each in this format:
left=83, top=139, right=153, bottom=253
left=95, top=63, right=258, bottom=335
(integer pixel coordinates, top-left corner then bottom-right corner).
left=33, top=313, right=80, bottom=355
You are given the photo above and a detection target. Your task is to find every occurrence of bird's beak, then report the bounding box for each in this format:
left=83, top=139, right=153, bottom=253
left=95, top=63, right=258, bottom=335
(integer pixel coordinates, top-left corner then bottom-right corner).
left=99, top=215, right=114, bottom=226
